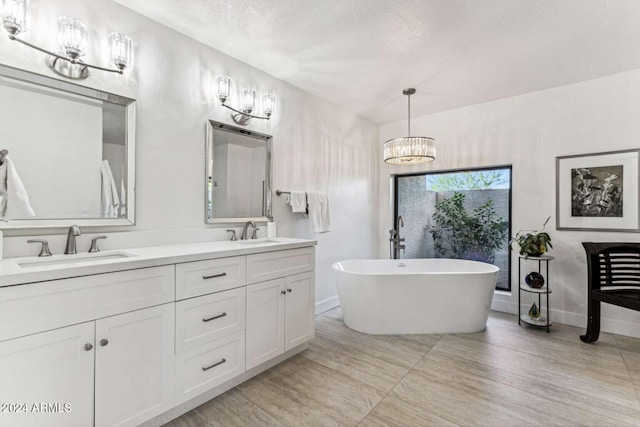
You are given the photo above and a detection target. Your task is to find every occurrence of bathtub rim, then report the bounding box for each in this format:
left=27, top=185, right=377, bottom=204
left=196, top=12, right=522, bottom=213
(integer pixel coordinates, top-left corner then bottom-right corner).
left=332, top=258, right=500, bottom=276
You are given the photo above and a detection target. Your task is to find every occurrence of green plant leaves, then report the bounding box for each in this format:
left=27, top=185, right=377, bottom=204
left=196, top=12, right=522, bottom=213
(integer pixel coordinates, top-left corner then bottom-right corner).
left=430, top=192, right=508, bottom=263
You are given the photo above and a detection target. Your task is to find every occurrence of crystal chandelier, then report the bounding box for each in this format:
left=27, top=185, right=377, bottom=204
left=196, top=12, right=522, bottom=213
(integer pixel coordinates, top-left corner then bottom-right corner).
left=383, top=88, right=436, bottom=165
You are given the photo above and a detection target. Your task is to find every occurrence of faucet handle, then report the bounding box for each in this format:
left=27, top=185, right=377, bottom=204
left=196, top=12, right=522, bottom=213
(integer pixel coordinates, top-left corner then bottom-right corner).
left=226, top=230, right=237, bottom=241
left=89, top=236, right=107, bottom=253
left=252, top=228, right=260, bottom=239
left=28, top=239, right=52, bottom=257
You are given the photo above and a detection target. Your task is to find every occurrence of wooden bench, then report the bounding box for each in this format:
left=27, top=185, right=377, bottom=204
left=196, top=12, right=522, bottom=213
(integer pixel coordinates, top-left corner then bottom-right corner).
left=581, top=242, right=640, bottom=343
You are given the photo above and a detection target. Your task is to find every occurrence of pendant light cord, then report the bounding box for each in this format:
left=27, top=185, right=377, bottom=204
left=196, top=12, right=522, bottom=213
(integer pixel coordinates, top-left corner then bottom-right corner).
left=407, top=92, right=411, bottom=137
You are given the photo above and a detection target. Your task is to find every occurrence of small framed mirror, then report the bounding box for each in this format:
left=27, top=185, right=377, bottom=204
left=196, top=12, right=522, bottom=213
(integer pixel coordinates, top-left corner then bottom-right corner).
left=205, top=120, right=272, bottom=224
left=0, top=64, right=135, bottom=229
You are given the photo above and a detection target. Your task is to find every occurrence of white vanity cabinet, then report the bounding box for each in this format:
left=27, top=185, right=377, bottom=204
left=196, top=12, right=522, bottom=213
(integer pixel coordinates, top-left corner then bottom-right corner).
left=245, top=248, right=315, bottom=370
left=174, top=286, right=247, bottom=405
left=0, top=322, right=95, bottom=427
left=0, top=240, right=316, bottom=427
left=0, top=265, right=175, bottom=427
left=0, top=303, right=175, bottom=427
left=95, top=304, right=175, bottom=427
left=283, top=272, right=315, bottom=351
left=246, top=272, right=315, bottom=369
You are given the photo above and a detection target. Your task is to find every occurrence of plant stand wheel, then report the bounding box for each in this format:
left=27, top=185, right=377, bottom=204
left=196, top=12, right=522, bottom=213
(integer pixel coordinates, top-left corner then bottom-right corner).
left=517, top=255, right=553, bottom=333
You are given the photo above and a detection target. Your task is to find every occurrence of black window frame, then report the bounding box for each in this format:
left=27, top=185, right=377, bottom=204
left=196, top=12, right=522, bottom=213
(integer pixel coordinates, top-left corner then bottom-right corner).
left=393, top=164, right=513, bottom=292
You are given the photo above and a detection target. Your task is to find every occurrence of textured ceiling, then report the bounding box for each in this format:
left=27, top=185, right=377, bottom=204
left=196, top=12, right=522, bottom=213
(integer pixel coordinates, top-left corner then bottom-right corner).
left=114, top=0, right=640, bottom=124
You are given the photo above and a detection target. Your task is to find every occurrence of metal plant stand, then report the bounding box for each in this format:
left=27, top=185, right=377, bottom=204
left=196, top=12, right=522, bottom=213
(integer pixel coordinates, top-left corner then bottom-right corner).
left=518, top=255, right=553, bottom=333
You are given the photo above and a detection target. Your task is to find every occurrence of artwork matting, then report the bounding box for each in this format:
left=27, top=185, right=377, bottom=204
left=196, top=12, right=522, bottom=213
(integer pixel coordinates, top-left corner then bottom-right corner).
left=556, top=149, right=640, bottom=232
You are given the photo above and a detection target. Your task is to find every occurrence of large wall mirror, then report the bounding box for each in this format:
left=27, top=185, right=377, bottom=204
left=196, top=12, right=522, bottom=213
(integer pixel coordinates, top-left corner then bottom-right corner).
left=206, top=120, right=272, bottom=223
left=0, top=64, right=135, bottom=229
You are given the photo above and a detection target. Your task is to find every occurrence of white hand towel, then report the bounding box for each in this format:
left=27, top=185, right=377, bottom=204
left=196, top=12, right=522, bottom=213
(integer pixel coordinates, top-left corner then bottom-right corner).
left=289, top=190, right=307, bottom=213
left=307, top=190, right=331, bottom=233
left=0, top=157, right=35, bottom=219
left=100, top=160, right=120, bottom=218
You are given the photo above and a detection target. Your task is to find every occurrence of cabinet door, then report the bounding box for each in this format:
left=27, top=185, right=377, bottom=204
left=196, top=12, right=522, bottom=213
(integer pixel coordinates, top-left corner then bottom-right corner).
left=95, top=304, right=174, bottom=427
left=246, top=278, right=285, bottom=370
left=0, top=322, right=95, bottom=427
left=284, top=272, right=315, bottom=351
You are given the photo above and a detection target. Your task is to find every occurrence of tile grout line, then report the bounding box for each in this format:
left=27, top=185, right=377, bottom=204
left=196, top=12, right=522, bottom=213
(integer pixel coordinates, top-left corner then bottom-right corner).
left=238, top=333, right=412, bottom=427
left=353, top=334, right=458, bottom=427
left=233, top=361, right=305, bottom=427
left=361, top=335, right=463, bottom=427
left=428, top=334, right=637, bottom=424
left=613, top=334, right=640, bottom=404
left=296, top=318, right=461, bottom=426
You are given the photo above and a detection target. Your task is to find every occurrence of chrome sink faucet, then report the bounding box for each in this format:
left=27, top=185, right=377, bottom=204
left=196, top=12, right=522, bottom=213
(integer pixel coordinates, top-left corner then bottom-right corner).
left=240, top=221, right=256, bottom=240
left=64, top=225, right=81, bottom=255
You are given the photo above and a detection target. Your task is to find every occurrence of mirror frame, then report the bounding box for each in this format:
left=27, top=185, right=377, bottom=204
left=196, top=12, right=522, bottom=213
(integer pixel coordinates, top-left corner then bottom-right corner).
left=205, top=120, right=273, bottom=224
left=0, top=64, right=136, bottom=229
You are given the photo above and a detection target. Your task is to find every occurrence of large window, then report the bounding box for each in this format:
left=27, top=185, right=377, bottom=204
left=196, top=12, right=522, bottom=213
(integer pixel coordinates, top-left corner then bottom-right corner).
left=394, top=166, right=512, bottom=291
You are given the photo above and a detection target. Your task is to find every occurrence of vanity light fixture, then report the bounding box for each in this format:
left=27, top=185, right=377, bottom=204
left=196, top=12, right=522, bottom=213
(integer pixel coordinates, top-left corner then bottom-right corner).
left=215, top=75, right=276, bottom=125
left=383, top=88, right=436, bottom=165
left=1, top=0, right=134, bottom=80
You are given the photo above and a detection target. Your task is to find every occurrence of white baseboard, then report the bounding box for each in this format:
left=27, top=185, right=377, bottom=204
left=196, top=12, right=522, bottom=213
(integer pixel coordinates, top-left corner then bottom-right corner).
left=315, top=295, right=340, bottom=315
left=492, top=300, right=640, bottom=339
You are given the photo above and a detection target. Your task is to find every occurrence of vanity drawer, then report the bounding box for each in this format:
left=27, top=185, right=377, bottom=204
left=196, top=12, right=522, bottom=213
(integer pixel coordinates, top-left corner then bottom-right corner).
left=246, top=247, right=315, bottom=284
left=176, top=256, right=246, bottom=300
left=175, top=287, right=245, bottom=353
left=175, top=330, right=245, bottom=405
left=0, top=266, right=175, bottom=342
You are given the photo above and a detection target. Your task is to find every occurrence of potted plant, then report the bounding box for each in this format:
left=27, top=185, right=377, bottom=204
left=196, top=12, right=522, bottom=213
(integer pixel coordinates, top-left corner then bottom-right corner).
left=510, top=216, right=553, bottom=257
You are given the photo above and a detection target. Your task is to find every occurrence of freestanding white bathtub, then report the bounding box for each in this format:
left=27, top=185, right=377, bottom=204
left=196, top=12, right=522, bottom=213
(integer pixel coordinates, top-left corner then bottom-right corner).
left=332, top=258, right=499, bottom=335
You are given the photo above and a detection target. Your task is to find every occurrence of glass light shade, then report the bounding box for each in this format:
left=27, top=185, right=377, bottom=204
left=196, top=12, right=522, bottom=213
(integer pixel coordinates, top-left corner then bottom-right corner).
left=383, top=136, right=436, bottom=164
left=262, top=93, right=276, bottom=117
left=240, top=89, right=256, bottom=114
left=2, top=0, right=28, bottom=35
left=216, top=75, right=231, bottom=103
left=108, top=32, right=133, bottom=71
left=57, top=16, right=87, bottom=60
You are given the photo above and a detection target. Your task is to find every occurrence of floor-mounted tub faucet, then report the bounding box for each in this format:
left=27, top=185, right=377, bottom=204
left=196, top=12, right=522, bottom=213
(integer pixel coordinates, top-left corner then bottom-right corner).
left=390, top=216, right=405, bottom=259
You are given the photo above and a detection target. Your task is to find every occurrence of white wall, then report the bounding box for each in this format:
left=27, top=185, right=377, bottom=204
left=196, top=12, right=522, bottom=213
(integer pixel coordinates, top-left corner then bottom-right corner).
left=0, top=0, right=379, bottom=313
left=379, top=68, right=640, bottom=337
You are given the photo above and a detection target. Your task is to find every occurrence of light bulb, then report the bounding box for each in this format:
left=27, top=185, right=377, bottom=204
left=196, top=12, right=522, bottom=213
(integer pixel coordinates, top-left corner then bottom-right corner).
left=262, top=93, right=276, bottom=118
left=240, top=89, right=255, bottom=114
left=2, top=0, right=28, bottom=35
left=216, top=76, right=231, bottom=103
left=108, top=32, right=133, bottom=71
left=57, top=16, right=87, bottom=61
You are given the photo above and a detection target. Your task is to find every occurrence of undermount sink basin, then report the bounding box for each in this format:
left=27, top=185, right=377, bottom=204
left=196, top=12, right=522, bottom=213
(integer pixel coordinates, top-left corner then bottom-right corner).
left=233, top=238, right=282, bottom=245
left=18, top=252, right=135, bottom=268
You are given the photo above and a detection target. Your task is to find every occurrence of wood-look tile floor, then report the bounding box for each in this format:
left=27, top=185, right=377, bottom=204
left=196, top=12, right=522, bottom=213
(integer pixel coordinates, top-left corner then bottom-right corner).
left=165, top=309, right=640, bottom=426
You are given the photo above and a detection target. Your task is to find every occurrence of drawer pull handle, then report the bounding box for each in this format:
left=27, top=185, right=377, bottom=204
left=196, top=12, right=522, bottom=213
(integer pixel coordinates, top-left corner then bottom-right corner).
left=203, top=312, right=227, bottom=322
left=281, top=290, right=287, bottom=295
left=287, top=288, right=292, bottom=293
left=100, top=339, right=109, bottom=347
left=202, top=272, right=227, bottom=280
left=202, top=358, right=226, bottom=371
left=84, top=343, right=93, bottom=351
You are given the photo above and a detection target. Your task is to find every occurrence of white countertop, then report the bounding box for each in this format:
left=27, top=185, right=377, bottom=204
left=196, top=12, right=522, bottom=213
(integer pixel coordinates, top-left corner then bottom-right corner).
left=0, top=238, right=316, bottom=288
